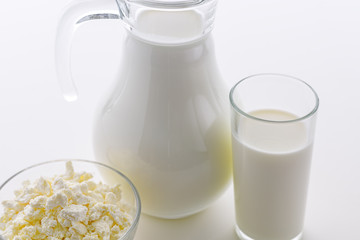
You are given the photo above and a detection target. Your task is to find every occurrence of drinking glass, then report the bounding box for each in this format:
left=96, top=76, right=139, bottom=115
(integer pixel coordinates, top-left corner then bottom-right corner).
left=229, top=73, right=319, bottom=240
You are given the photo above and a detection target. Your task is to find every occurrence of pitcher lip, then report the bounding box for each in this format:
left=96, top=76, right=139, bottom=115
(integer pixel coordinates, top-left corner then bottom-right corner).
left=125, top=0, right=212, bottom=8
left=116, top=0, right=217, bottom=45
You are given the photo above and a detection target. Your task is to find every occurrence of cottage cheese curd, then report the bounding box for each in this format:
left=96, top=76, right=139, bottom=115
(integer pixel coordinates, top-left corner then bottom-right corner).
left=0, top=162, right=133, bottom=240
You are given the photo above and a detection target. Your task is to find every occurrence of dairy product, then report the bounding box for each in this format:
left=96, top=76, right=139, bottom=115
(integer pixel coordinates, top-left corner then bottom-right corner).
left=232, top=109, right=313, bottom=240
left=0, top=162, right=132, bottom=240
left=135, top=9, right=204, bottom=44
left=93, top=10, right=231, bottom=218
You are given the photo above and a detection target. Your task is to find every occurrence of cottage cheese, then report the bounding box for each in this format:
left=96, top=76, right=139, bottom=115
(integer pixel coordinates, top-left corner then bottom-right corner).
left=0, top=162, right=133, bottom=240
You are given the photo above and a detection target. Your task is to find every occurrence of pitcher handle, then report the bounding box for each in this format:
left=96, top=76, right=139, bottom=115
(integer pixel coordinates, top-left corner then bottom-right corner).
left=55, top=0, right=121, bottom=102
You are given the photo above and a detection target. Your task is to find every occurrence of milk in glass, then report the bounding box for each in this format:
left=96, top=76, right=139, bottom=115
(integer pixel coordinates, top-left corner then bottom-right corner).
left=232, top=109, right=313, bottom=240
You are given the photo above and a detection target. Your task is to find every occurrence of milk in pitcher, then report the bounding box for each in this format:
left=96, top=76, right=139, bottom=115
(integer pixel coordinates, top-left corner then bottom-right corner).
left=93, top=8, right=232, bottom=219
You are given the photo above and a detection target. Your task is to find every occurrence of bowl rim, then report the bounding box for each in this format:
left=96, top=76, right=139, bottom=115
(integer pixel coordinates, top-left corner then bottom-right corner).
left=0, top=159, right=141, bottom=240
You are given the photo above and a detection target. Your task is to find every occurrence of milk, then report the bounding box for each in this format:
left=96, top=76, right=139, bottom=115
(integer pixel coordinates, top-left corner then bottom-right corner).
left=232, top=109, right=313, bottom=240
left=93, top=9, right=232, bottom=219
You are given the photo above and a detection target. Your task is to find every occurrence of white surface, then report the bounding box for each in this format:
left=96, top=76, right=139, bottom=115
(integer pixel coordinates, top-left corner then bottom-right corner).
left=0, top=0, right=359, bottom=239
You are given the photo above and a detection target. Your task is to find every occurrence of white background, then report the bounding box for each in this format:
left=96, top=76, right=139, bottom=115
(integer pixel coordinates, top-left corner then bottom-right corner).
left=1, top=0, right=360, bottom=239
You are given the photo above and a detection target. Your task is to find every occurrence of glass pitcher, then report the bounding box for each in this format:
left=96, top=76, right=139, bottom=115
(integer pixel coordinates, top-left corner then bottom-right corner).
left=55, top=0, right=232, bottom=219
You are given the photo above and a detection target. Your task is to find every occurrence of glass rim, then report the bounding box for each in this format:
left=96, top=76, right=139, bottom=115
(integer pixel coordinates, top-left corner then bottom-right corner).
left=124, top=0, right=213, bottom=9
left=0, top=159, right=141, bottom=240
left=229, top=73, right=319, bottom=123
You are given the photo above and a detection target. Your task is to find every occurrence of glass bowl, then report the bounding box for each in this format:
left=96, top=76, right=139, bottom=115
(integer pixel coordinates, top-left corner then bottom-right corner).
left=0, top=159, right=141, bottom=240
